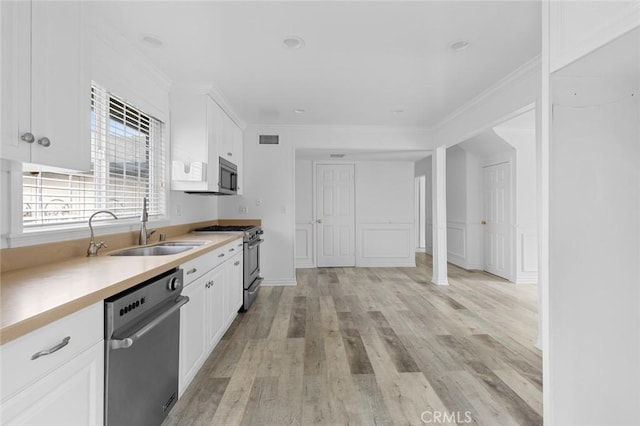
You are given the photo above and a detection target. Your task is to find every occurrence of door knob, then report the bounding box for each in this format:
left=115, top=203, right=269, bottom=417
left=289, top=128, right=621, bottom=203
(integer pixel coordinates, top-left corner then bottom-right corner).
left=481, top=220, right=487, bottom=225
left=37, top=137, right=51, bottom=147
left=316, top=219, right=322, bottom=224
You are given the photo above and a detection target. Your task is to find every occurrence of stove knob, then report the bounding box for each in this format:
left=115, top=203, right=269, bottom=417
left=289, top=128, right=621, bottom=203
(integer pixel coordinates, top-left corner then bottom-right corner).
left=257, top=229, right=264, bottom=235
left=168, top=277, right=182, bottom=291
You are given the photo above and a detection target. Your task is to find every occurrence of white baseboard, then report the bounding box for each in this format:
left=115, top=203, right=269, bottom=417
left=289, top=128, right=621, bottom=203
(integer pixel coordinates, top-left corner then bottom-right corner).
left=356, top=260, right=416, bottom=268
left=295, top=259, right=315, bottom=269
left=262, top=279, right=297, bottom=286
left=431, top=278, right=449, bottom=286
left=415, top=248, right=426, bottom=253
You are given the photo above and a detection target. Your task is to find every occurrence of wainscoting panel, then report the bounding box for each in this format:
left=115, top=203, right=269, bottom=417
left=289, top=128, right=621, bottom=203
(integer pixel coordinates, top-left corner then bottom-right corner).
left=516, top=227, right=539, bottom=284
left=356, top=224, right=414, bottom=267
left=447, top=221, right=467, bottom=267
left=295, top=223, right=314, bottom=268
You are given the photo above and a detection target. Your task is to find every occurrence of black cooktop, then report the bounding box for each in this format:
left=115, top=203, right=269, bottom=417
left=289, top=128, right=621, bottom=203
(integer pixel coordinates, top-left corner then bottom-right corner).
left=193, top=225, right=256, bottom=232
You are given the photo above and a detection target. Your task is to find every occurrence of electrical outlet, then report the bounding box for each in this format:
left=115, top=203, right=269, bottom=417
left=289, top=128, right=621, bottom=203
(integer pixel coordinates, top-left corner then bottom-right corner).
left=280, top=205, right=287, bottom=214
left=256, top=198, right=262, bottom=207
left=176, top=204, right=182, bottom=216
left=239, top=205, right=248, bottom=214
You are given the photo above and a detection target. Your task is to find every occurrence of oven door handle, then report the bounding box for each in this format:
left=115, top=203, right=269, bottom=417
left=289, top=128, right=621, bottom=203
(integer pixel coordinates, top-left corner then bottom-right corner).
left=247, top=239, right=263, bottom=250
left=109, top=296, right=189, bottom=350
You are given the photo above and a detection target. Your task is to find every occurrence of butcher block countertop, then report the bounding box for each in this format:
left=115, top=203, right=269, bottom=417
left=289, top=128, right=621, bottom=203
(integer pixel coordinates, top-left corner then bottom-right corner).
left=0, top=232, right=242, bottom=345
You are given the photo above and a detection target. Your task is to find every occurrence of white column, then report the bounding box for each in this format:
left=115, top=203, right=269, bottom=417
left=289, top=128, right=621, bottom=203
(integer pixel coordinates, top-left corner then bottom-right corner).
left=431, top=146, right=449, bottom=285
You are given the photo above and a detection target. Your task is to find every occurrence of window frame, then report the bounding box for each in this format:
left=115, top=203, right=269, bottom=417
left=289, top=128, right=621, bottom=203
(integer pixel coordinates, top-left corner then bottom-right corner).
left=6, top=83, right=170, bottom=244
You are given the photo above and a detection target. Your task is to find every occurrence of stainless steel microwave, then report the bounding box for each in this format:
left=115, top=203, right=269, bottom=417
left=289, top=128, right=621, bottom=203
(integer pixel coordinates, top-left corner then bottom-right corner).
left=217, top=157, right=237, bottom=195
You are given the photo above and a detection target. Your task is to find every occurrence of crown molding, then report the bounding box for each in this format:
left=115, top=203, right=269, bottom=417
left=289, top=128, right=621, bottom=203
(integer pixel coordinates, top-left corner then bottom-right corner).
left=433, top=54, right=541, bottom=132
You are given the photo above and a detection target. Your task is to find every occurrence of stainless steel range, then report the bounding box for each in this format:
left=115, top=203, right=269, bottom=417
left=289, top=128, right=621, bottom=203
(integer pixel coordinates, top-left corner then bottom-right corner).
left=193, top=225, right=263, bottom=311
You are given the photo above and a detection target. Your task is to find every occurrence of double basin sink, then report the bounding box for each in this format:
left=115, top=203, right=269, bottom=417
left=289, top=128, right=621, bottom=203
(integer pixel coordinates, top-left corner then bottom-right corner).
left=109, top=241, right=209, bottom=256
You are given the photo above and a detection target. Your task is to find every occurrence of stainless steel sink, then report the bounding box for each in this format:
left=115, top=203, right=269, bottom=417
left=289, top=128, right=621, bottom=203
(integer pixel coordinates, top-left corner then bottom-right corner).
left=108, top=240, right=210, bottom=256
left=155, top=241, right=209, bottom=247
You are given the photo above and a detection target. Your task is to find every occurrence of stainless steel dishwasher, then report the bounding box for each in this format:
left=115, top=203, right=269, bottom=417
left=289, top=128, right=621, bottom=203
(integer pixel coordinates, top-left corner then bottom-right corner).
left=104, top=268, right=188, bottom=426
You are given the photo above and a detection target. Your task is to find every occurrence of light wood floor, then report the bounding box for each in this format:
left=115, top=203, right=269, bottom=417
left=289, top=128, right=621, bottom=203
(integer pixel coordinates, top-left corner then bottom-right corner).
left=164, top=254, right=542, bottom=425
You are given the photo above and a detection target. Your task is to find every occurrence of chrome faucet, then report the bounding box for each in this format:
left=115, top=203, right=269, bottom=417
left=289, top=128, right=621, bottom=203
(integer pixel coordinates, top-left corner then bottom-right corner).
left=87, top=210, right=118, bottom=257
left=139, top=197, right=156, bottom=245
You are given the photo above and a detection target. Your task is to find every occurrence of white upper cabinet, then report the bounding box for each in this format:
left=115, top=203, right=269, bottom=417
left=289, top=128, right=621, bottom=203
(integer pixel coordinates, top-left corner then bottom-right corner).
left=1, top=0, right=90, bottom=171
left=549, top=1, right=640, bottom=72
left=170, top=90, right=243, bottom=193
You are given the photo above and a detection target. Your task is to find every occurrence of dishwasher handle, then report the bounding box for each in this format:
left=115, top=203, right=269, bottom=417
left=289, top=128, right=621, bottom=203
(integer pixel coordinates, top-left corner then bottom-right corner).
left=110, top=295, right=189, bottom=350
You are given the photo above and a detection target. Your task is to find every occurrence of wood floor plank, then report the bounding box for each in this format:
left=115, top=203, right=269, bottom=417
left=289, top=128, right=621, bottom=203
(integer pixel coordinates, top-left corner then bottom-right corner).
left=163, top=254, right=542, bottom=426
left=287, top=296, right=307, bottom=338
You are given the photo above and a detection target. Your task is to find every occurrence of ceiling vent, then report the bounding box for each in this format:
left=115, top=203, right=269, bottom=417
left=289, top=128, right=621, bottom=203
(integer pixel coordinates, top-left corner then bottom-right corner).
left=330, top=154, right=345, bottom=158
left=259, top=135, right=279, bottom=145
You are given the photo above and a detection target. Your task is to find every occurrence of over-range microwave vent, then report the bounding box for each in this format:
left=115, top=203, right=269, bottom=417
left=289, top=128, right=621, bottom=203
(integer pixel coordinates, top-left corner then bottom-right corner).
left=259, top=134, right=279, bottom=145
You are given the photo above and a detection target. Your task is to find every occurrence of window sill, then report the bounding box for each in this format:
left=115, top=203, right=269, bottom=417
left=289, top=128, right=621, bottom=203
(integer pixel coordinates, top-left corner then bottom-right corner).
left=2, top=217, right=170, bottom=249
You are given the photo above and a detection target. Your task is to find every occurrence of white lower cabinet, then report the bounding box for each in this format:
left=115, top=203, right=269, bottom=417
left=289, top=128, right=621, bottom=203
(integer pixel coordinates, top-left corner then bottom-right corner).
left=178, top=273, right=208, bottom=396
left=1, top=341, right=104, bottom=426
left=0, top=302, right=104, bottom=426
left=205, top=265, right=226, bottom=350
left=225, top=252, right=244, bottom=323
left=179, top=244, right=244, bottom=396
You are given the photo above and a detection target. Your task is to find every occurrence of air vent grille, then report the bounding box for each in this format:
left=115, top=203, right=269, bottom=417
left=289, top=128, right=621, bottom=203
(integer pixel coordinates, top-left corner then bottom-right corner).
left=259, top=134, right=279, bottom=145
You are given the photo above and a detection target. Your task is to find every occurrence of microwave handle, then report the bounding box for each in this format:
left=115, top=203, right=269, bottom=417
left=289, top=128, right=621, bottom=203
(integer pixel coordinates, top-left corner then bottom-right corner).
left=231, top=173, right=238, bottom=191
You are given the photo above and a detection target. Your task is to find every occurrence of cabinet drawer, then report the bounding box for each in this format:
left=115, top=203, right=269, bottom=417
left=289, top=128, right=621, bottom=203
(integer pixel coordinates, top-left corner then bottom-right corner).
left=182, top=238, right=243, bottom=287
left=222, top=239, right=244, bottom=257
left=0, top=302, right=103, bottom=402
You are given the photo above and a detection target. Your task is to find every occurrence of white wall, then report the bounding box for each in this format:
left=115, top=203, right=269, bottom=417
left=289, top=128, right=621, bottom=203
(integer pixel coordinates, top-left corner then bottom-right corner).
left=294, top=159, right=314, bottom=268
left=444, top=145, right=484, bottom=271
left=549, top=45, right=640, bottom=424
left=218, top=125, right=431, bottom=285
left=415, top=156, right=432, bottom=253
left=445, top=146, right=469, bottom=268
left=494, top=113, right=538, bottom=284
left=355, top=161, right=415, bottom=267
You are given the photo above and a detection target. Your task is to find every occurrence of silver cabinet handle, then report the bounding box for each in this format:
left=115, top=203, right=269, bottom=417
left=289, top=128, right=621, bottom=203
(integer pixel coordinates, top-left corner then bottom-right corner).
left=237, top=243, right=243, bottom=247
left=21, top=132, right=35, bottom=143
left=186, top=268, right=197, bottom=275
left=37, top=137, right=51, bottom=147
left=227, top=152, right=232, bottom=157
left=110, top=296, right=189, bottom=350
left=229, top=248, right=235, bottom=252
left=218, top=253, right=225, bottom=258
left=234, top=261, right=240, bottom=266
left=31, top=336, right=70, bottom=360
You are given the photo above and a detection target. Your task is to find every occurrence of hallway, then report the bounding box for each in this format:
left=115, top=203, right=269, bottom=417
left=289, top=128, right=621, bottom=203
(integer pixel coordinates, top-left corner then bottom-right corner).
left=165, top=253, right=541, bottom=425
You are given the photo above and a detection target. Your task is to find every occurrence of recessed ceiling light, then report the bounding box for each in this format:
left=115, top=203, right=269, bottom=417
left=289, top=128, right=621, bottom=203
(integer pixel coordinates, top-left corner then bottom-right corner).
left=330, top=154, right=345, bottom=158
left=448, top=39, right=470, bottom=52
left=294, top=108, right=306, bottom=114
left=141, top=34, right=164, bottom=48
left=282, top=36, right=305, bottom=50
left=391, top=109, right=405, bottom=114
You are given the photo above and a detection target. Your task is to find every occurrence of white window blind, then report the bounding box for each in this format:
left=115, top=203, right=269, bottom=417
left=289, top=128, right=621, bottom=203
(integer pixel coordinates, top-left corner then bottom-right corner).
left=23, top=83, right=166, bottom=227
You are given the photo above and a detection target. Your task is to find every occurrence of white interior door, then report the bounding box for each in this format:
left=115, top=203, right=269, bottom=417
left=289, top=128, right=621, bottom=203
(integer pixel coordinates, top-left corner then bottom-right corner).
left=315, top=164, right=355, bottom=267
left=483, top=162, right=511, bottom=279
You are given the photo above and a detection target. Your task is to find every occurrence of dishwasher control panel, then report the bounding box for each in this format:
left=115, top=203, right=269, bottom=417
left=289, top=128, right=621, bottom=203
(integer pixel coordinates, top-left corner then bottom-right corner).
left=105, top=268, right=183, bottom=337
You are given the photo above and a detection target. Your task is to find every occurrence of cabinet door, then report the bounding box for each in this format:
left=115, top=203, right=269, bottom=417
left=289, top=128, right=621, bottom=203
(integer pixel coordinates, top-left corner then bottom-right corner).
left=179, top=277, right=207, bottom=396
left=206, top=96, right=220, bottom=189
left=0, top=0, right=30, bottom=162
left=0, top=341, right=103, bottom=426
left=231, top=253, right=244, bottom=314
left=222, top=254, right=242, bottom=328
left=29, top=0, right=90, bottom=171
left=233, top=123, right=244, bottom=195
left=206, top=264, right=226, bottom=350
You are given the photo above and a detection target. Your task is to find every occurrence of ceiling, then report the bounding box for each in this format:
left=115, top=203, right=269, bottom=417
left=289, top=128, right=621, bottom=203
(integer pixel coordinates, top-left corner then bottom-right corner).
left=92, top=1, right=541, bottom=127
